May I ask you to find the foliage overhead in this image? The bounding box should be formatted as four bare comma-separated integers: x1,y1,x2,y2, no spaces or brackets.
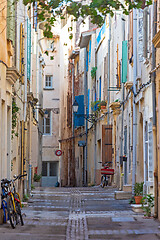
20,0,152,38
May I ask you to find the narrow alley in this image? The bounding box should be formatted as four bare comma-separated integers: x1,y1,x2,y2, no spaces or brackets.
0,187,160,240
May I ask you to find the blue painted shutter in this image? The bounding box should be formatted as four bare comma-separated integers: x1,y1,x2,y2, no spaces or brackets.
122,41,128,83
99,77,101,100
74,95,84,128
86,51,89,72
27,19,31,81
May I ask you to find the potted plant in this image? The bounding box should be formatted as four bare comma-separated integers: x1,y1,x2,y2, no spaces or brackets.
141,194,154,217
134,182,143,204
98,100,107,110
33,173,42,187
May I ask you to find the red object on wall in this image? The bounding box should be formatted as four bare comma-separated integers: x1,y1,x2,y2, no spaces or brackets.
101,168,114,175
35,167,38,174
55,150,62,156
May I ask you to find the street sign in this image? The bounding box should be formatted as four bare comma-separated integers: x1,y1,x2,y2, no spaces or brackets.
55,150,62,156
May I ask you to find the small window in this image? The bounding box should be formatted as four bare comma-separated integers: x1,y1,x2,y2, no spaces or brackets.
42,162,47,176
45,75,53,88
42,162,58,176
43,110,51,135
50,162,58,176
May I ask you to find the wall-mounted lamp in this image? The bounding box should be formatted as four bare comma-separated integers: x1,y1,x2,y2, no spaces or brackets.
72,100,79,113
72,99,96,123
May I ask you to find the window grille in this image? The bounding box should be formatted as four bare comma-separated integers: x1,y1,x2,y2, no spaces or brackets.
45,75,53,88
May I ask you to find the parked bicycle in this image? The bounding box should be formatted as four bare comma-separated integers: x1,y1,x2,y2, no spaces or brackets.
1,174,27,228
101,162,114,188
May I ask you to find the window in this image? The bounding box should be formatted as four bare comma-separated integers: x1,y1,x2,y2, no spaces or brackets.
42,162,58,176
45,75,53,88
43,110,51,135
42,162,47,176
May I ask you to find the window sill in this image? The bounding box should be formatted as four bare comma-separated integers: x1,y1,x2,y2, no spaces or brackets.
43,88,55,90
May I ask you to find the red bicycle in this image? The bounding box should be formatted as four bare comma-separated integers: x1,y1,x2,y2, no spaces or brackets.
101,162,114,188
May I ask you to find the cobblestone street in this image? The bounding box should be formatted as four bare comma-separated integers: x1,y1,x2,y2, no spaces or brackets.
0,187,160,239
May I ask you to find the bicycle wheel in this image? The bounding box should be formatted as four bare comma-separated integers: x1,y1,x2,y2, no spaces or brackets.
15,194,24,226
101,176,105,188
7,195,17,228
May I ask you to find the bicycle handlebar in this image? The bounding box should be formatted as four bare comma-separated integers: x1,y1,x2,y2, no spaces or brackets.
13,174,27,181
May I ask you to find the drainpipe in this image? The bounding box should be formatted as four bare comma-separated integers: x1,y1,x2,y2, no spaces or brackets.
28,106,32,196
23,6,28,196
94,35,97,185
107,15,111,125
132,8,138,196
152,0,158,218
84,48,88,186
120,16,126,190
24,7,28,122
71,60,75,186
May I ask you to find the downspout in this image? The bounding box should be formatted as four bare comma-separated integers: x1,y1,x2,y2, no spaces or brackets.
152,0,158,218
120,21,125,190
84,48,88,186
94,35,97,185
132,8,138,196
24,7,28,122
107,15,111,125
23,6,28,196
71,60,75,186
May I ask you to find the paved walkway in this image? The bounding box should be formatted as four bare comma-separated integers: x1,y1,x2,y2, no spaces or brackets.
0,187,160,239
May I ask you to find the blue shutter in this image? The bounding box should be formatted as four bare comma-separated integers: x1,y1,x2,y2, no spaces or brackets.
27,19,31,81
86,51,89,72
74,95,84,128
95,91,96,102
122,40,128,83
99,77,101,100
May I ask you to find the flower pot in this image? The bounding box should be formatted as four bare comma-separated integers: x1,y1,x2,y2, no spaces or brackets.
134,196,143,204
101,105,106,110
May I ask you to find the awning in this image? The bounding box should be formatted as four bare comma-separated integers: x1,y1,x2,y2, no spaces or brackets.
79,28,97,48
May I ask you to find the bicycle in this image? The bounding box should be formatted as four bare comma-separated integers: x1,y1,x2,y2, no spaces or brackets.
1,174,27,228
1,179,10,224
11,174,27,226
1,178,17,228
101,162,114,188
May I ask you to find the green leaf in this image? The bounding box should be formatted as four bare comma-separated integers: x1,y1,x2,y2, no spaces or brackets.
69,33,73,40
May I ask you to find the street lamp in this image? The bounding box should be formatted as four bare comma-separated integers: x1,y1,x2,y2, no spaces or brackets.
72,100,96,123
72,100,79,113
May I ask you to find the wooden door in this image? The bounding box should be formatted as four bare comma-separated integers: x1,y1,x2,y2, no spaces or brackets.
102,125,112,166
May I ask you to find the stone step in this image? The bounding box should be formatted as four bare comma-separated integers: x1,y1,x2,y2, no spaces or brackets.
123,185,132,192
114,191,132,200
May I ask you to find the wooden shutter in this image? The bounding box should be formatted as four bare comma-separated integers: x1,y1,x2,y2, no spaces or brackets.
102,125,112,166
128,10,133,61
